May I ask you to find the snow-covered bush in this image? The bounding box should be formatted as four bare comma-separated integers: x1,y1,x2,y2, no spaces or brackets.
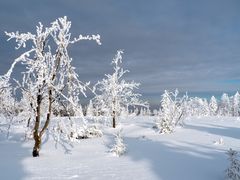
110,129,127,157
93,50,148,128
226,148,240,180
77,125,103,139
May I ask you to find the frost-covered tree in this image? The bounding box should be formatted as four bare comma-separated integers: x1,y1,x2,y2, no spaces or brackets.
86,100,94,117
233,92,240,117
0,76,18,137
5,16,101,157
139,107,146,116
93,50,148,128
200,98,210,116
156,90,174,133
219,93,231,116
156,89,186,134
209,96,218,116
226,148,240,180
186,97,210,117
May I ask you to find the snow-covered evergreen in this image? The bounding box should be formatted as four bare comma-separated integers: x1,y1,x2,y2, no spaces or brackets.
209,96,218,116
226,148,240,180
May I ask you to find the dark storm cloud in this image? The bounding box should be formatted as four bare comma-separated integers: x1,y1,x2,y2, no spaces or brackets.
1,0,240,106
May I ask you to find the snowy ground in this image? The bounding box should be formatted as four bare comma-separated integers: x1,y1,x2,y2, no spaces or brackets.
0,116,240,180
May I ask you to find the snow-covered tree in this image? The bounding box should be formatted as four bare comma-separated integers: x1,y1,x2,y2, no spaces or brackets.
5,16,101,157
86,100,94,117
226,148,240,180
0,76,18,137
156,89,186,134
156,90,174,133
233,92,240,117
186,97,210,117
209,96,218,116
199,98,210,116
93,50,148,128
219,93,231,116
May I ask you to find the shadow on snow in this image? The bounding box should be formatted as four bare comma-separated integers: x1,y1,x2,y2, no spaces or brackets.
0,138,31,180
125,137,227,180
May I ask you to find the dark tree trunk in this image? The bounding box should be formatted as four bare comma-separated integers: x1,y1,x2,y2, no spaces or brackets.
112,110,116,128
32,89,53,157
32,94,42,157
32,135,41,157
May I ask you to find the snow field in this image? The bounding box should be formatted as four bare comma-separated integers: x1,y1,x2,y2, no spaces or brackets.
0,116,240,180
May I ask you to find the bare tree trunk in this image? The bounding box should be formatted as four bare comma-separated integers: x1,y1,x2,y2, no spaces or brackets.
112,110,116,128
32,134,41,157
32,89,53,157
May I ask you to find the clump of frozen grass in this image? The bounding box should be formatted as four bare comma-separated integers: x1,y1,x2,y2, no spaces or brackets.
225,148,240,180
110,129,126,157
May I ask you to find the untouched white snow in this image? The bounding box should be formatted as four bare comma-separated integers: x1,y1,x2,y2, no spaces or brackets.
0,116,240,180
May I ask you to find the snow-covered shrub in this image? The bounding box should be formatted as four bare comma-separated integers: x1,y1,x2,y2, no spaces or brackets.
52,117,102,143
77,125,103,139
110,129,127,157
226,148,240,180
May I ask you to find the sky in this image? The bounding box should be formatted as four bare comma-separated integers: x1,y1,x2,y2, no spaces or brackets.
0,0,240,107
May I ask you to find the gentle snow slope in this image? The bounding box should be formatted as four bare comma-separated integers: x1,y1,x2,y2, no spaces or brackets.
0,116,240,180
